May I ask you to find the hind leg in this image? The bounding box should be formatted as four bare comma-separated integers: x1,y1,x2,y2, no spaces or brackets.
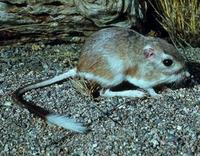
99,89,146,98
78,72,146,98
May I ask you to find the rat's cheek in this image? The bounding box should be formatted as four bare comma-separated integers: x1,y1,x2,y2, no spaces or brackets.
144,70,161,82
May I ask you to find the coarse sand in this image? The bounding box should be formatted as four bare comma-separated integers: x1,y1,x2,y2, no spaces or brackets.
0,43,200,155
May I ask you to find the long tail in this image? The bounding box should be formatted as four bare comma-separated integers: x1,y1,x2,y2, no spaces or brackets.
12,68,86,133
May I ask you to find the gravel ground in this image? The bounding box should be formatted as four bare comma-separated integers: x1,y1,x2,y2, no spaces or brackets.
0,43,200,155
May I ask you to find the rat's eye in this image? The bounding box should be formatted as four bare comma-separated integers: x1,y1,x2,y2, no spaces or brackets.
163,59,173,66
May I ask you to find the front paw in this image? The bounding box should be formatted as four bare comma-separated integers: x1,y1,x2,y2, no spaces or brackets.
146,88,162,98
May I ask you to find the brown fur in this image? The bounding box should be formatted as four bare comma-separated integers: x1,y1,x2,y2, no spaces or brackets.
125,66,138,76
77,54,114,80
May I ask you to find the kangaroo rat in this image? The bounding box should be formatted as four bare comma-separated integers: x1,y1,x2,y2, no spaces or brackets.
12,27,190,133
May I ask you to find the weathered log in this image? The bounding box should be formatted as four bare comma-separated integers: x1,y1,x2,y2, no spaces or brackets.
0,0,147,46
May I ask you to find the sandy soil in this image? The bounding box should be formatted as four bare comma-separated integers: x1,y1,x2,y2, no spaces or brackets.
0,43,200,155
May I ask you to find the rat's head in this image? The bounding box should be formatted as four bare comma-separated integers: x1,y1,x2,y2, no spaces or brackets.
142,38,190,84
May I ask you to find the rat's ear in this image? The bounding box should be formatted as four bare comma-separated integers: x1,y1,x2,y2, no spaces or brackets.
143,45,155,59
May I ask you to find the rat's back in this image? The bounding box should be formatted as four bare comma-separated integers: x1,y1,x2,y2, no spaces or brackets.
82,27,144,56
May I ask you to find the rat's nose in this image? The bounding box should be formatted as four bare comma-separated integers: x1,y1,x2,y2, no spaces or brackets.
185,71,190,77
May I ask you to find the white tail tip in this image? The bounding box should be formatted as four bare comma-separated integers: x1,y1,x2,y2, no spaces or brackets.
46,114,86,133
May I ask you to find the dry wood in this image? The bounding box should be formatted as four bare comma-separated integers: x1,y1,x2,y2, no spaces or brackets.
0,0,146,46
